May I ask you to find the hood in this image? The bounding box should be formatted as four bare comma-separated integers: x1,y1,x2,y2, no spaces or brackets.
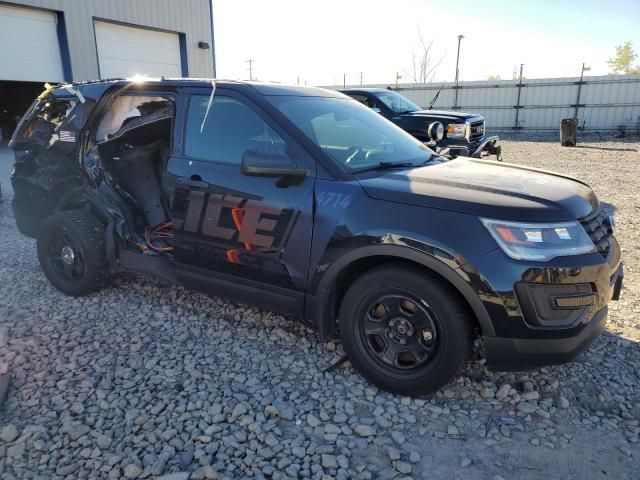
401,110,479,122
358,159,598,222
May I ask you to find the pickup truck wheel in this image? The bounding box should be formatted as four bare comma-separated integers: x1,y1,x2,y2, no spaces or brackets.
37,210,109,296
339,265,472,396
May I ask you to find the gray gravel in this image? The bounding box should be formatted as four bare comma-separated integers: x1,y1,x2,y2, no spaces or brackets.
1,135,640,479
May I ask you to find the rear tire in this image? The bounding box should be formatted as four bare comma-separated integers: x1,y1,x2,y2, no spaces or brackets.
339,264,472,396
37,210,110,296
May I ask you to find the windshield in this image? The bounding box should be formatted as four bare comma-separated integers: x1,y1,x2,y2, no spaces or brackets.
372,91,420,114
267,96,431,172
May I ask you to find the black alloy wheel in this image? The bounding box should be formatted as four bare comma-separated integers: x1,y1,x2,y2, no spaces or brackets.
339,264,473,396
360,293,439,370
47,227,85,281
37,210,109,296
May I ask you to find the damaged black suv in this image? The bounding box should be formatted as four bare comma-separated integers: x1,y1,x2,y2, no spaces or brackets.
10,79,623,395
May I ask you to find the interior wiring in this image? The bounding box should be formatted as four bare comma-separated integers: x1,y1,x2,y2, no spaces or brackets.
144,221,174,253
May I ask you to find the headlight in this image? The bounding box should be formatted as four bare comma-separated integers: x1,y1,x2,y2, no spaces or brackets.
427,121,444,141
480,218,595,261
446,123,466,138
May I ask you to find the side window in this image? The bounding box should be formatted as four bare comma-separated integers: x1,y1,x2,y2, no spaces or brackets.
96,95,172,143
16,97,77,146
185,95,286,165
350,94,377,109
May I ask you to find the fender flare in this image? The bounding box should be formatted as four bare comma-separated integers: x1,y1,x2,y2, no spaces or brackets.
309,244,495,341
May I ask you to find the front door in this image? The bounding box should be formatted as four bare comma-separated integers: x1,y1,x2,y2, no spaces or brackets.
164,88,316,315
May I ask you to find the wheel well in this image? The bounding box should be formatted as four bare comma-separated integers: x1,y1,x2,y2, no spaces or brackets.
330,256,482,335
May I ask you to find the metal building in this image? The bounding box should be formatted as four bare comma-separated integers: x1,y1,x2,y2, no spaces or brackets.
0,0,215,138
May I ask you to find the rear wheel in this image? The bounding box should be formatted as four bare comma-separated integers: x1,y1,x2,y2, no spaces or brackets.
37,210,110,296
339,264,472,396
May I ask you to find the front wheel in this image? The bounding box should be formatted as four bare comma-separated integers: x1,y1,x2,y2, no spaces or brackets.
339,264,472,396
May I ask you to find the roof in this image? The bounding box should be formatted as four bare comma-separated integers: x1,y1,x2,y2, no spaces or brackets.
58,78,348,98
339,87,392,93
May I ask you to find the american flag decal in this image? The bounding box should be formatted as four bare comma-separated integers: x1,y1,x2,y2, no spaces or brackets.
59,130,76,142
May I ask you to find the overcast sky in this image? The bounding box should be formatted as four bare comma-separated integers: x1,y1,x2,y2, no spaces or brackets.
212,0,640,86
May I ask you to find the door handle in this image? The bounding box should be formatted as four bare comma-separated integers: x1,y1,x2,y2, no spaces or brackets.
177,176,210,189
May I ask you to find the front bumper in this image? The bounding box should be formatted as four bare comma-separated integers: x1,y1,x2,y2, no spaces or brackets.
464,236,622,371
483,306,608,370
442,135,501,160
470,135,501,159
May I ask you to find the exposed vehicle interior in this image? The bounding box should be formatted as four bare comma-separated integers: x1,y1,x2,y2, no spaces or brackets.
87,95,175,254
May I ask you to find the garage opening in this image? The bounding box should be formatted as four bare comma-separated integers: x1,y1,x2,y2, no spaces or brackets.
0,4,66,141
94,21,183,79
0,81,48,141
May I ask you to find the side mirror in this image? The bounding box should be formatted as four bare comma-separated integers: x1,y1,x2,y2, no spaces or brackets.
241,150,309,177
370,107,382,113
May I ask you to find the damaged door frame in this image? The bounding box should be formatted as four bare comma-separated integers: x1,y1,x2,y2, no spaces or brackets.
71,83,184,282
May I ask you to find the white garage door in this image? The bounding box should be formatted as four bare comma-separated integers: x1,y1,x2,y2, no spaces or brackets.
0,5,64,82
95,21,182,79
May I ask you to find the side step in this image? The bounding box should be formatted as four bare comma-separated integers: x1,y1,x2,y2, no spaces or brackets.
118,249,177,284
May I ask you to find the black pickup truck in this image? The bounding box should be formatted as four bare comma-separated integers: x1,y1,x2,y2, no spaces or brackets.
10,79,621,395
340,88,501,159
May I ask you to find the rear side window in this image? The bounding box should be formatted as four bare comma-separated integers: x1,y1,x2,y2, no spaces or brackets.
184,95,285,165
15,97,77,146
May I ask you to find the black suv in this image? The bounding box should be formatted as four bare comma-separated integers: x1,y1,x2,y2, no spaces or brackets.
340,88,501,159
9,79,622,395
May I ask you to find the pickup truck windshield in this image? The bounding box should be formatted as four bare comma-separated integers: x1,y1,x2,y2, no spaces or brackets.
372,91,420,114
267,96,431,172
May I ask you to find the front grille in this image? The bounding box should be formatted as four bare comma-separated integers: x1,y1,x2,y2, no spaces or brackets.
469,120,485,141
580,209,611,257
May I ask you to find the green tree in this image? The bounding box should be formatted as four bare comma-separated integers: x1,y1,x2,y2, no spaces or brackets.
607,42,640,74
486,75,502,81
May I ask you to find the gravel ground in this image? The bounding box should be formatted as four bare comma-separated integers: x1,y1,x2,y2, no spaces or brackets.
1,135,639,479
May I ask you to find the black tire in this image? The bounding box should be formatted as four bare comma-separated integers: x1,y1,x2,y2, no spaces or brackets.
36,210,109,296
339,264,472,396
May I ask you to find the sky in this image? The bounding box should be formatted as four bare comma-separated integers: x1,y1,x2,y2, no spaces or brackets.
211,0,640,87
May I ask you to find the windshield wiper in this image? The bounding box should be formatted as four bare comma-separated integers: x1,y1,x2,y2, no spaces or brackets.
352,161,417,174
395,109,417,115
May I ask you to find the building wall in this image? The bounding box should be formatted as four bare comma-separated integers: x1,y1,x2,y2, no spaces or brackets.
3,0,215,80
330,74,640,132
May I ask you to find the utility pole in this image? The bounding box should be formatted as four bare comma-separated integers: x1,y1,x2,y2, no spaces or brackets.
297,76,300,85
360,72,363,85
343,73,346,88
246,59,255,80
514,63,524,129
453,34,464,109
395,72,402,89
574,62,591,120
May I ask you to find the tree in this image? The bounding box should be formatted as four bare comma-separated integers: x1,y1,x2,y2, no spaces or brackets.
607,42,640,74
486,75,502,81
405,26,444,84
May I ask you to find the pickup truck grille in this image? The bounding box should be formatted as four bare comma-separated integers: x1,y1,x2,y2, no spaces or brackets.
580,209,611,257
469,120,485,141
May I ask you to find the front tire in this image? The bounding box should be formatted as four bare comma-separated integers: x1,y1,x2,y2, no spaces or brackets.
339,264,472,396
37,210,110,296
